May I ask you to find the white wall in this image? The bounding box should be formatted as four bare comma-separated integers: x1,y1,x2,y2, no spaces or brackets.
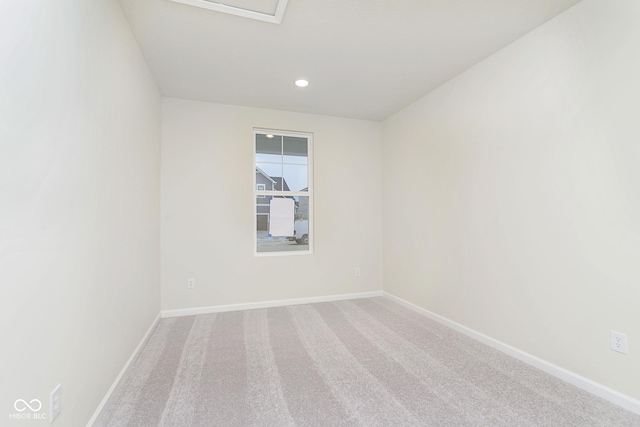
0,1,160,425
382,0,640,400
161,98,382,310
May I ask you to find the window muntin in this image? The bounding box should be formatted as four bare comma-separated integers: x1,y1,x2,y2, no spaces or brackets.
255,130,312,255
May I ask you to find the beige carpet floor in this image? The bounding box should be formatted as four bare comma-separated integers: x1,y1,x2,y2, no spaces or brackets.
96,297,640,426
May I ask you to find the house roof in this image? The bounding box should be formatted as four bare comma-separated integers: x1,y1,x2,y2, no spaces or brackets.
255,166,277,184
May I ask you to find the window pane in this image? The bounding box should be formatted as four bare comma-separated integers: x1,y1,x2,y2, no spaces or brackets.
283,164,308,192
283,136,308,165
256,197,309,253
256,134,281,167
295,196,309,221
293,196,310,248
256,163,281,191
256,134,282,156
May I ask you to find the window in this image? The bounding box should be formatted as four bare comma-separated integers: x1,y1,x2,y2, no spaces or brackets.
255,129,312,255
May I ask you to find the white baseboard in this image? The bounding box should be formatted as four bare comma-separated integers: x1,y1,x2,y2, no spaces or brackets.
383,292,640,415
162,290,384,318
86,313,162,427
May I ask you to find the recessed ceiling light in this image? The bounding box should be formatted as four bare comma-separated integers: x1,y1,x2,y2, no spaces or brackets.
266,134,274,138
295,79,309,88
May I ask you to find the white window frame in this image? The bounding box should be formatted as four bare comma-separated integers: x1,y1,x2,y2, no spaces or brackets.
256,183,266,197
254,128,313,256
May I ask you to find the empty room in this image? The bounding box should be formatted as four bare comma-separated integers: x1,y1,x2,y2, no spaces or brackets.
2,0,639,425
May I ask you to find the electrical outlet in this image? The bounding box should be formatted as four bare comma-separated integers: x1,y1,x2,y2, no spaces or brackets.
354,268,361,277
187,278,196,289
50,384,61,423
611,331,628,354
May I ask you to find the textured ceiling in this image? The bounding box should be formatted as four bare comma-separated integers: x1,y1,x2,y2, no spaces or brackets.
119,0,582,121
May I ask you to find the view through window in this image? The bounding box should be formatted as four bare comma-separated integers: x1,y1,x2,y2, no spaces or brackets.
255,130,312,254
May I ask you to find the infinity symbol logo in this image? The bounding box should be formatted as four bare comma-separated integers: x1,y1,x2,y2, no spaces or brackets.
14,399,42,412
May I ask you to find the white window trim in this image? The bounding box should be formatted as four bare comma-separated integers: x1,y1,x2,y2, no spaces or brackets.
254,128,313,257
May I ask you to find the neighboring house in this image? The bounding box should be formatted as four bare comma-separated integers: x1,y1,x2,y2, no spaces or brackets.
255,167,298,231
256,167,276,231
271,177,290,192
297,187,309,219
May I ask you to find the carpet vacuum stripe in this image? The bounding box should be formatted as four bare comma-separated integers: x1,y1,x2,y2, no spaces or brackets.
95,297,640,426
